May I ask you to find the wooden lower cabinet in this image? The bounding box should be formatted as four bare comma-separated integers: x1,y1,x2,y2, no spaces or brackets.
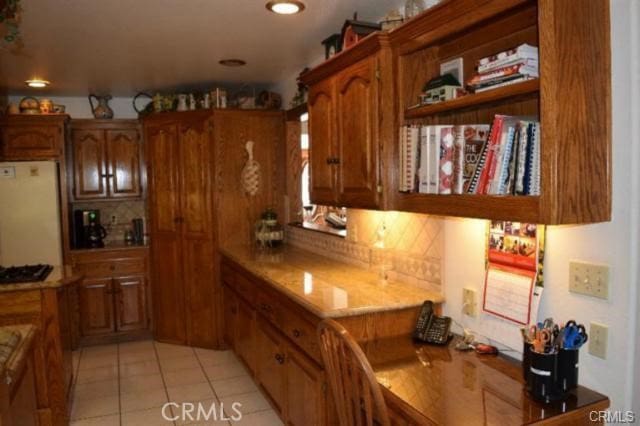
236,298,256,374
255,321,287,415
71,248,150,344
284,344,326,426
222,286,237,350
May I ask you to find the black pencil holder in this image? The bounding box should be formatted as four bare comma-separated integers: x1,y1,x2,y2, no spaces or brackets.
557,348,579,392
522,342,533,385
527,348,567,403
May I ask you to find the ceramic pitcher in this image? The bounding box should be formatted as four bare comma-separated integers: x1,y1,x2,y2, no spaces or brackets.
88,94,114,119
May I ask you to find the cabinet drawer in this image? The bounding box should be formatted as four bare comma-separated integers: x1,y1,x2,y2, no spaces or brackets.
281,309,321,363
74,257,145,278
255,288,285,329
234,273,257,306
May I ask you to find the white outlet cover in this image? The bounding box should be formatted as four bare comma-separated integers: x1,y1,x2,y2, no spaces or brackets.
0,166,16,179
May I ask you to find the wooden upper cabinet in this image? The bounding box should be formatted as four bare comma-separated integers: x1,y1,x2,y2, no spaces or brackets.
302,37,388,209
335,57,379,208
106,129,142,198
70,120,143,201
308,79,338,206
72,129,108,199
0,115,67,160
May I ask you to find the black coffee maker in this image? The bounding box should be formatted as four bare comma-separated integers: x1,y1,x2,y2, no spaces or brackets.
73,210,108,248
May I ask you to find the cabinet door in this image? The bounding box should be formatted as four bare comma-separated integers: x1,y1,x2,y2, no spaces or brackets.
106,129,142,199
285,346,326,426
145,122,186,344
78,277,115,336
255,321,286,415
72,129,108,200
179,121,217,348
1,124,61,159
236,297,255,374
114,275,147,332
308,78,338,205
223,285,238,350
335,58,380,208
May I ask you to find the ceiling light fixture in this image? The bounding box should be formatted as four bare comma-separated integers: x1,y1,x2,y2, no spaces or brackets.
219,59,247,67
25,79,50,88
266,1,305,15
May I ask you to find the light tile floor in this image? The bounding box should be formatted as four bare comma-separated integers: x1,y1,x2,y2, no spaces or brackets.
70,340,283,426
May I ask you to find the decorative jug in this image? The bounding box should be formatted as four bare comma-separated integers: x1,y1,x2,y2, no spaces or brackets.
88,94,114,119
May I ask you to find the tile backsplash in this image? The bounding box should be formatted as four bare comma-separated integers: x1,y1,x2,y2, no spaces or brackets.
287,210,443,293
72,200,146,244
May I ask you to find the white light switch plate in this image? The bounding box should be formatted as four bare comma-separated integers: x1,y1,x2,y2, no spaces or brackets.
589,322,608,359
462,288,476,317
569,261,609,299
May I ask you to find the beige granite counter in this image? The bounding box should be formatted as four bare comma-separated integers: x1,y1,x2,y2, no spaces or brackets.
0,324,35,379
220,244,444,319
0,266,81,293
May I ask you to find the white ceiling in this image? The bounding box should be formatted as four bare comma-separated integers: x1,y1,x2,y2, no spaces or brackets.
0,0,402,96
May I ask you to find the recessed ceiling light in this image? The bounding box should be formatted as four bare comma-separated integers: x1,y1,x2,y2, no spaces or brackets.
219,59,247,67
266,1,305,15
25,79,50,88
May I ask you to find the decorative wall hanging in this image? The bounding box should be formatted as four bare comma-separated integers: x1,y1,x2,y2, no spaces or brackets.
241,141,261,196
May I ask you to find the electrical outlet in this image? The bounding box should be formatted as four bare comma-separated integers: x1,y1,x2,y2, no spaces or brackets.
589,322,608,359
462,288,477,317
569,261,609,299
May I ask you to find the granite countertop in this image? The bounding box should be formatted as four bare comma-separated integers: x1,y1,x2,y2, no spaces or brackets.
220,244,444,319
0,265,81,293
70,241,149,254
0,324,36,380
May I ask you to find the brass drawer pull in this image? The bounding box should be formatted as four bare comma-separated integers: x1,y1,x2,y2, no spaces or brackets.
275,353,285,364
292,329,302,338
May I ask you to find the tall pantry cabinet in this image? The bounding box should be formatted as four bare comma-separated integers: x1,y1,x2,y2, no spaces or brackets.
143,109,285,349
144,111,217,347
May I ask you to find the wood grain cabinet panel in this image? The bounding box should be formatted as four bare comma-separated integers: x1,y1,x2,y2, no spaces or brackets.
106,129,142,198
222,285,238,350
303,56,382,209
255,320,287,415
70,120,143,201
235,297,256,374
285,346,326,426
115,275,147,332
78,277,115,336
1,122,63,160
335,58,379,208
144,111,217,347
71,129,108,199
308,78,338,205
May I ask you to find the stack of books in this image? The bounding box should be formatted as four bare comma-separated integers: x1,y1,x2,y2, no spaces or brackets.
466,44,539,93
399,115,540,196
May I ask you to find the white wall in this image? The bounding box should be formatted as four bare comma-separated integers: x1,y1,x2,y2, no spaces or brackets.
443,0,639,413
8,95,138,119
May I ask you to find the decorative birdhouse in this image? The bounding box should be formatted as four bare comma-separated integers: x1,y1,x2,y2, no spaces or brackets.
341,13,381,50
322,33,343,60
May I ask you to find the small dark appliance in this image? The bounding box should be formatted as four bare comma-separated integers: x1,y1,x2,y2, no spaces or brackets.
0,264,53,284
73,209,108,248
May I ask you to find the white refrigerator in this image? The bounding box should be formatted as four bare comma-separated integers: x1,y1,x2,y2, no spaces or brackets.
0,161,63,266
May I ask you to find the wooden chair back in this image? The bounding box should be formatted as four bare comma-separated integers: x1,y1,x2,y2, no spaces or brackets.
317,319,391,426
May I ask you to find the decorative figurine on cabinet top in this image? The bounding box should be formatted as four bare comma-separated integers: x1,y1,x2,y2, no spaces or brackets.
341,13,381,50
322,33,342,60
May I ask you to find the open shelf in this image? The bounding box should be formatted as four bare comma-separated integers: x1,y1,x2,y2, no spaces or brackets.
394,193,541,223
405,79,540,120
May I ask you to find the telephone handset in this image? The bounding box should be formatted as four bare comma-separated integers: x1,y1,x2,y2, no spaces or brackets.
413,300,452,345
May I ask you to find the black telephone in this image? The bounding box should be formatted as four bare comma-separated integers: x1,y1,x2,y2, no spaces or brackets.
413,301,452,345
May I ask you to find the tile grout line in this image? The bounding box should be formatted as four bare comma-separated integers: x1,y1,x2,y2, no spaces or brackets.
153,341,177,426
193,348,231,426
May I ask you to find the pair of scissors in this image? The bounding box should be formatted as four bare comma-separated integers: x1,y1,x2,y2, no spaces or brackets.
563,321,588,349
530,326,551,353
